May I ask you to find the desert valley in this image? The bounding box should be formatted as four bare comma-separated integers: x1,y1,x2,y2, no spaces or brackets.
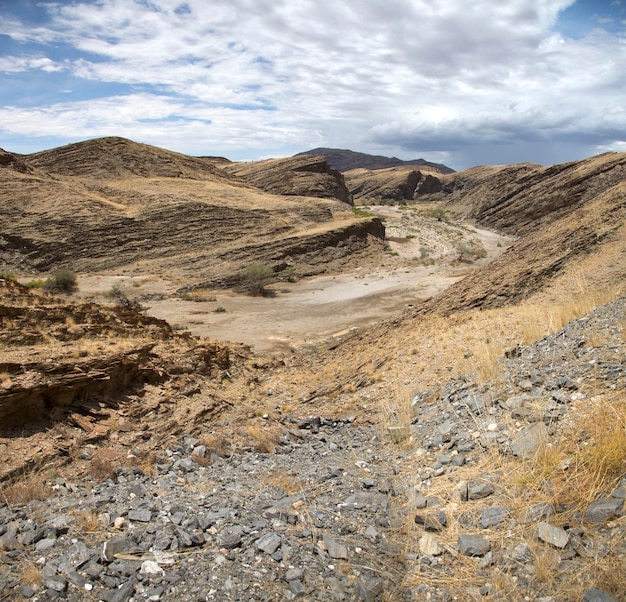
0,138,625,601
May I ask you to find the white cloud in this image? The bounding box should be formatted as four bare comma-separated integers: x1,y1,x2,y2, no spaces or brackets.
0,0,624,168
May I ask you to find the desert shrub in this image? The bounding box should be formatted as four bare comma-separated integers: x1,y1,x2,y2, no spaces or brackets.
106,284,145,312
428,207,449,222
44,269,77,292
215,306,226,313
351,207,373,217
0,272,16,281
239,263,275,296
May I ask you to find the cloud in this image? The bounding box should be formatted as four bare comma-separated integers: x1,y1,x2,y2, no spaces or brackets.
0,0,624,168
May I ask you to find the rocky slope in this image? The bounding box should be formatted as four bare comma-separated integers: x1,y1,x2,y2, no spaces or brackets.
218,155,351,204
1,280,623,601
297,148,455,174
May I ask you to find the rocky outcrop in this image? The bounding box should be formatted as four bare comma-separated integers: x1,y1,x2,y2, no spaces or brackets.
343,166,425,202
221,155,352,204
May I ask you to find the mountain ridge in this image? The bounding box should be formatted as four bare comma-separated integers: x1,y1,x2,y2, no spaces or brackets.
296,147,455,174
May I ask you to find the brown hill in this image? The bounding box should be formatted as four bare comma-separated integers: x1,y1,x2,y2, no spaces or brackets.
24,136,229,181
218,154,351,204
1,139,383,282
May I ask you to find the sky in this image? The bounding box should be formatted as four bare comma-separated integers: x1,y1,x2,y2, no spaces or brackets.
0,0,625,170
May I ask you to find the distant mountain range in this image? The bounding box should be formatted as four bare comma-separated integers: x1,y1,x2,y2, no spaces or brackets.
296,148,455,174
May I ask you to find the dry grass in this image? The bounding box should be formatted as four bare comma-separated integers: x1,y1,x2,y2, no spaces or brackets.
521,278,623,345
18,563,42,588
0,472,52,506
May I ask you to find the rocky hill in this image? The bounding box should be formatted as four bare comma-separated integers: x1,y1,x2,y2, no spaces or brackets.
0,138,383,283
217,154,351,204
296,147,455,174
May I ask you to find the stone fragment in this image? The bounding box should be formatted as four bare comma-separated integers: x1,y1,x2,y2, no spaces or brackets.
584,498,623,522
256,532,282,555
289,580,307,597
357,577,384,601
101,537,138,562
457,534,491,557
468,480,495,500
218,529,242,550
128,509,152,523
110,580,135,602
481,507,510,528
537,522,569,548
414,510,447,531
511,422,546,457
323,534,349,560
512,542,531,562
285,568,304,582
419,533,443,556
42,576,67,592
34,537,56,552
140,560,165,575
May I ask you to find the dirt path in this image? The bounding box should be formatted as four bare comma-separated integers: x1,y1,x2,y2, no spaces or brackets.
70,208,513,355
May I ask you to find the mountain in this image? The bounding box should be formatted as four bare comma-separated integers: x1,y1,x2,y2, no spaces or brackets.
296,147,455,174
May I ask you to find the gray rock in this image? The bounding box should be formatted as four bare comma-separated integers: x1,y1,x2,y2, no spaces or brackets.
458,534,491,557
102,536,138,562
34,537,56,552
128,509,152,522
584,498,623,522
468,480,495,500
289,580,307,597
511,422,547,457
357,576,384,601
481,506,510,528
285,567,304,581
323,534,349,559
512,542,531,562
256,532,282,555
414,510,447,531
582,588,617,602
42,576,67,592
218,529,242,550
109,580,135,602
537,522,569,548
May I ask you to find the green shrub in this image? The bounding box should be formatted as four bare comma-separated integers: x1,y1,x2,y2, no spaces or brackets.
215,306,226,313
44,269,77,292
0,272,16,281
239,263,275,296
351,207,373,218
26,279,46,289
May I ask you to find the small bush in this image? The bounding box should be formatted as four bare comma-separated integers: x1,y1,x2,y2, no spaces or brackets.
428,207,449,222
44,269,77,292
352,207,373,218
239,263,275,296
0,272,16,281
215,306,226,313
106,284,144,312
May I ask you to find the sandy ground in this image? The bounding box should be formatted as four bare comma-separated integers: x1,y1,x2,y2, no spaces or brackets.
71,208,514,354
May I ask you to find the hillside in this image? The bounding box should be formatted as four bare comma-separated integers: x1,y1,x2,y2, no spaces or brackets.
0,138,383,283
296,147,455,173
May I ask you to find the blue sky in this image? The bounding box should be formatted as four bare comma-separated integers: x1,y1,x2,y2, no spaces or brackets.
0,0,624,170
